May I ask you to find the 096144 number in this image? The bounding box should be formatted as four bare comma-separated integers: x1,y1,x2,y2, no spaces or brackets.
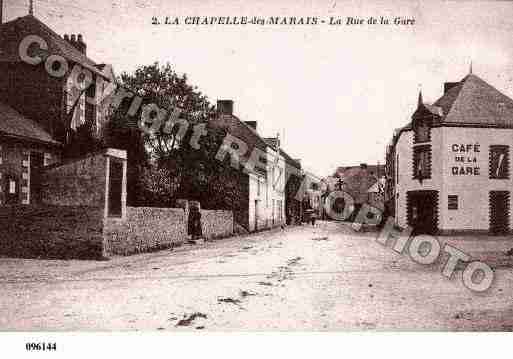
25,342,57,351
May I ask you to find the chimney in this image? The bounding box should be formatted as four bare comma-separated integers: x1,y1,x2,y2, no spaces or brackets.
76,34,87,55
64,34,87,55
244,121,257,131
217,100,233,115
444,82,460,94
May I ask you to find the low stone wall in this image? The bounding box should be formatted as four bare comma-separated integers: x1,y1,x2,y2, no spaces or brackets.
103,207,187,256
0,206,105,260
0,205,235,259
201,210,234,240
104,207,235,256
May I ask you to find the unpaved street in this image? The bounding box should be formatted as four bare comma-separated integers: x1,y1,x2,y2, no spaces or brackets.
1,221,513,331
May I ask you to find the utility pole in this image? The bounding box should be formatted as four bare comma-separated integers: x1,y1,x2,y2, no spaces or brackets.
0,0,3,25
29,0,34,16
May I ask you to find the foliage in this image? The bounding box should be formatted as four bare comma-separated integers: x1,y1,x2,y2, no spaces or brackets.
105,62,246,210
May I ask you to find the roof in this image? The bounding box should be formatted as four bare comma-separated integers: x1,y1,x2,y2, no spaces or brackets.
0,15,109,78
208,114,269,174
433,73,513,126
335,164,384,178
279,148,301,169
0,101,60,145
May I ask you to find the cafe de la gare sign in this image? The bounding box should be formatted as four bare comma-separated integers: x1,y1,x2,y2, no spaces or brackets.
451,143,481,176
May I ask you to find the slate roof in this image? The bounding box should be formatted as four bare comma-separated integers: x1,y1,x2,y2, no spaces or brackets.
0,101,60,145
0,15,109,78
208,114,269,174
432,73,513,126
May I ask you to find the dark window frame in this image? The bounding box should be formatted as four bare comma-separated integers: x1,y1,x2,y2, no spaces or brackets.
412,144,432,180
448,195,458,210
413,117,432,144
489,145,510,179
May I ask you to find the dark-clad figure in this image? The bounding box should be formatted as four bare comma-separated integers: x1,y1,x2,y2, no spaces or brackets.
188,205,203,243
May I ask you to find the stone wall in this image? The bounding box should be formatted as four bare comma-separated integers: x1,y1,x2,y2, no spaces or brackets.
0,206,105,260
41,153,107,207
201,209,234,240
103,207,187,256
0,204,234,259
104,207,234,256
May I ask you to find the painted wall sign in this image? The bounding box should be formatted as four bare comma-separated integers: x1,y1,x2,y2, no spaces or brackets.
450,143,481,176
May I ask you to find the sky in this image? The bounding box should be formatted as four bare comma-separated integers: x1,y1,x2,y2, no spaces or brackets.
4,0,513,177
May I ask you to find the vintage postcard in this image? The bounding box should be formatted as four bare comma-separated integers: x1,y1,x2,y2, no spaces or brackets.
1,0,513,356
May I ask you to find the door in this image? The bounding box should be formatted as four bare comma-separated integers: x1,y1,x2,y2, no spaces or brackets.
254,200,259,231
407,190,439,235
4,175,19,205
489,191,510,234
30,152,44,205
108,159,123,217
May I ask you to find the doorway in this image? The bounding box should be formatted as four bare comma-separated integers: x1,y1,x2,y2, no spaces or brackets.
406,190,439,235
30,152,44,205
254,200,259,231
108,159,123,217
489,191,510,234
4,174,19,205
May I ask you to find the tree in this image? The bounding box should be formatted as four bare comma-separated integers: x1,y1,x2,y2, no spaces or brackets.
105,62,227,207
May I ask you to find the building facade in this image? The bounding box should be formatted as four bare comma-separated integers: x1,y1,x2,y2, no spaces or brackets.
210,100,288,232
387,72,513,234
0,15,115,206
0,15,115,144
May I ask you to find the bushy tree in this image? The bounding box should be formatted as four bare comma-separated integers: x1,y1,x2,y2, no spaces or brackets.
105,62,246,209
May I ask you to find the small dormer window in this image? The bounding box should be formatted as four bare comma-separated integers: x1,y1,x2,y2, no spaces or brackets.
414,119,431,143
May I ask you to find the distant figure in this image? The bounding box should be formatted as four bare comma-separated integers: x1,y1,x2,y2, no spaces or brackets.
310,211,317,226
304,208,316,226
188,206,203,242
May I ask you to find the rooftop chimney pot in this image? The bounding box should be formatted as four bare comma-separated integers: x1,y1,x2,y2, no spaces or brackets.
444,82,460,94
217,100,234,115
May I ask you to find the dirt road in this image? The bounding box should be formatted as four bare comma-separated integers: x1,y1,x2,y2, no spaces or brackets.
1,221,512,331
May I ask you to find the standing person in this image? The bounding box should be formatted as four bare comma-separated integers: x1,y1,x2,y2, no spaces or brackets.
188,205,203,243
310,210,317,226
193,206,203,241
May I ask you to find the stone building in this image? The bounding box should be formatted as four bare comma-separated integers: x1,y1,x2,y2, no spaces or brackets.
386,71,513,234
0,14,115,205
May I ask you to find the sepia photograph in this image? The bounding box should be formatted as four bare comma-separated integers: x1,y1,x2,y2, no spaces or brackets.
1,0,513,356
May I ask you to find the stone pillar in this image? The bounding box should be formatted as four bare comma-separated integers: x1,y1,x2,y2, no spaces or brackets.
21,150,30,205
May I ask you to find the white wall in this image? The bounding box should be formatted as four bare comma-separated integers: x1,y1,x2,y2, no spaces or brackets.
395,126,513,232
440,126,513,231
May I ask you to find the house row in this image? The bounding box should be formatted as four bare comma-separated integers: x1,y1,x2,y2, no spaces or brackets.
385,70,513,235
321,163,385,220
0,12,315,236
208,99,310,232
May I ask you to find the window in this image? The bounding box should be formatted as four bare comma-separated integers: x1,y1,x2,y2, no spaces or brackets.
414,118,431,143
489,145,509,179
448,195,458,210
9,180,16,194
413,145,432,180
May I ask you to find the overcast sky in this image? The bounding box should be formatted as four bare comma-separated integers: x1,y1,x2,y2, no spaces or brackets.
5,0,513,176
